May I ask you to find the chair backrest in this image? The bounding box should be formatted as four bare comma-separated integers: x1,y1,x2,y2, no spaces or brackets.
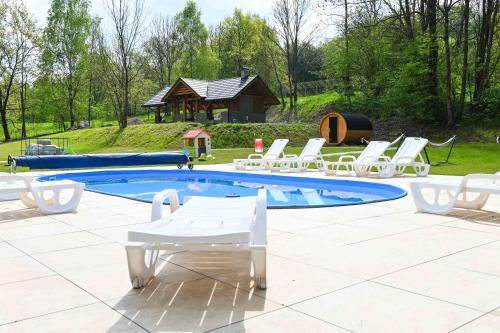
357,141,391,163
299,138,326,161
393,137,428,163
264,139,289,159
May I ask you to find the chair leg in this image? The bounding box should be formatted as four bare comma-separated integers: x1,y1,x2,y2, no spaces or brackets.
19,192,38,208
251,246,266,290
126,243,158,289
33,186,84,214
455,192,490,210
410,183,457,215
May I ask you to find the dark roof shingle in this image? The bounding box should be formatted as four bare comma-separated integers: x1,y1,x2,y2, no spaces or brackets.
142,85,170,107
181,78,208,98
143,75,277,106
205,75,257,101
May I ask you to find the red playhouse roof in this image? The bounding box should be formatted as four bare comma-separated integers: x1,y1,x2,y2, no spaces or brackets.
183,130,211,139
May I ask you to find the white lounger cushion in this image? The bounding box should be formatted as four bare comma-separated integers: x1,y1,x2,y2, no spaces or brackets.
129,196,257,244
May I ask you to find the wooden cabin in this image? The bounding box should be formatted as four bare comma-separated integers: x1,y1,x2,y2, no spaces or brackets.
143,68,280,123
320,112,373,145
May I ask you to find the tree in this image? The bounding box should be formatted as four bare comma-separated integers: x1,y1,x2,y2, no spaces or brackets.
177,1,209,77
273,0,314,110
16,3,39,138
102,0,145,129
439,0,458,126
85,17,101,127
458,0,470,121
144,14,183,87
42,0,90,128
473,0,499,104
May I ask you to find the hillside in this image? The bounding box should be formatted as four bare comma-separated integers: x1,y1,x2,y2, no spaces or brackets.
0,122,319,158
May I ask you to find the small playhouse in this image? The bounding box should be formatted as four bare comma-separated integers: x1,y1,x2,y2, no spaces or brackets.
183,130,212,158
319,112,373,145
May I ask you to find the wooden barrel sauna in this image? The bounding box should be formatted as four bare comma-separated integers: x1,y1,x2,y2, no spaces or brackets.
319,112,373,145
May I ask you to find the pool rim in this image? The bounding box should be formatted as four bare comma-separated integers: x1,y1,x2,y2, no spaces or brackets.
39,169,408,209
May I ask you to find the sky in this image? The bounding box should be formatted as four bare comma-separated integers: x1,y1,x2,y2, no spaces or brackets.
23,0,333,42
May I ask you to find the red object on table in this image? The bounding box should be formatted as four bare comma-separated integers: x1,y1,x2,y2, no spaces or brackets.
254,138,264,152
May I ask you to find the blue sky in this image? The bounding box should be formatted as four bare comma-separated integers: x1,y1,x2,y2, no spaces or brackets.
24,0,332,41
26,0,275,27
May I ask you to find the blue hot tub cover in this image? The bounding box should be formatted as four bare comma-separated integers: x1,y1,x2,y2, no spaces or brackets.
13,152,191,170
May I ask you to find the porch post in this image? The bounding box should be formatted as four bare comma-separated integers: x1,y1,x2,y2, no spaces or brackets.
183,98,187,122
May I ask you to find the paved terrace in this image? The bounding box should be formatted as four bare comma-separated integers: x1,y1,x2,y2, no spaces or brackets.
0,165,499,332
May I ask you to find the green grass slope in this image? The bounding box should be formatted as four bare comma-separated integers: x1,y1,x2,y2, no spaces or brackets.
0,122,497,176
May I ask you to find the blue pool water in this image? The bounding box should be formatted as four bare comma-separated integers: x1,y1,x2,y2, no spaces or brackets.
39,170,406,208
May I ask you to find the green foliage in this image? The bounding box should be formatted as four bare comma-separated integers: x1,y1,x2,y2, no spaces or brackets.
175,1,220,79
41,0,91,126
294,92,345,118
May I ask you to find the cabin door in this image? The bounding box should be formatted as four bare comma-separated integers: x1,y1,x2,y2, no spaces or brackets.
328,116,338,143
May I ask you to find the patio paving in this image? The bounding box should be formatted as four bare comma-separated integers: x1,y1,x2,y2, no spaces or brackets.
0,164,499,332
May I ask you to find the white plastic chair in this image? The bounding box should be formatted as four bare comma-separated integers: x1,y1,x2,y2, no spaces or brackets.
411,172,500,214
268,138,326,172
126,189,267,289
355,137,430,178
324,141,391,176
0,175,84,214
234,139,289,170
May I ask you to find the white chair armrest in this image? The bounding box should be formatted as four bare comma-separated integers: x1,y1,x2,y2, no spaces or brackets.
393,155,424,164
283,154,299,159
151,189,179,222
301,154,320,161
252,189,267,246
247,154,264,159
338,155,356,162
378,155,392,162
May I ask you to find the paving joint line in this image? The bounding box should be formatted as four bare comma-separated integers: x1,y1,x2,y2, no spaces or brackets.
3,239,152,332
448,304,500,332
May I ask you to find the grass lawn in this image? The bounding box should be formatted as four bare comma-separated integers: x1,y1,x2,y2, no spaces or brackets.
195,143,499,176
4,142,491,175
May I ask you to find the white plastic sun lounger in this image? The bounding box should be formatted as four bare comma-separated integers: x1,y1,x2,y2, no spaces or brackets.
324,141,391,176
410,172,500,214
234,139,289,170
268,138,326,172
0,175,84,214
355,137,430,178
126,189,267,289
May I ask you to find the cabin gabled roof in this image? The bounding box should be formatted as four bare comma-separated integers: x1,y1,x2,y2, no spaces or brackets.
142,75,279,107
205,75,257,101
142,85,171,107
181,78,208,98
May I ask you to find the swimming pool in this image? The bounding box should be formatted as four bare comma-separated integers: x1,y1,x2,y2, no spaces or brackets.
39,170,406,209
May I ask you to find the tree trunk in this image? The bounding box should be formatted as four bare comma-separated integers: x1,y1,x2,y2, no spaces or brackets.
68,87,75,128
20,82,27,138
458,0,470,121
0,90,12,141
427,0,439,119
343,0,352,106
473,0,498,104
443,5,454,126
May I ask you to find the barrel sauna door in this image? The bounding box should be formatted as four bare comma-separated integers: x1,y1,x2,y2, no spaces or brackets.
329,116,338,143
